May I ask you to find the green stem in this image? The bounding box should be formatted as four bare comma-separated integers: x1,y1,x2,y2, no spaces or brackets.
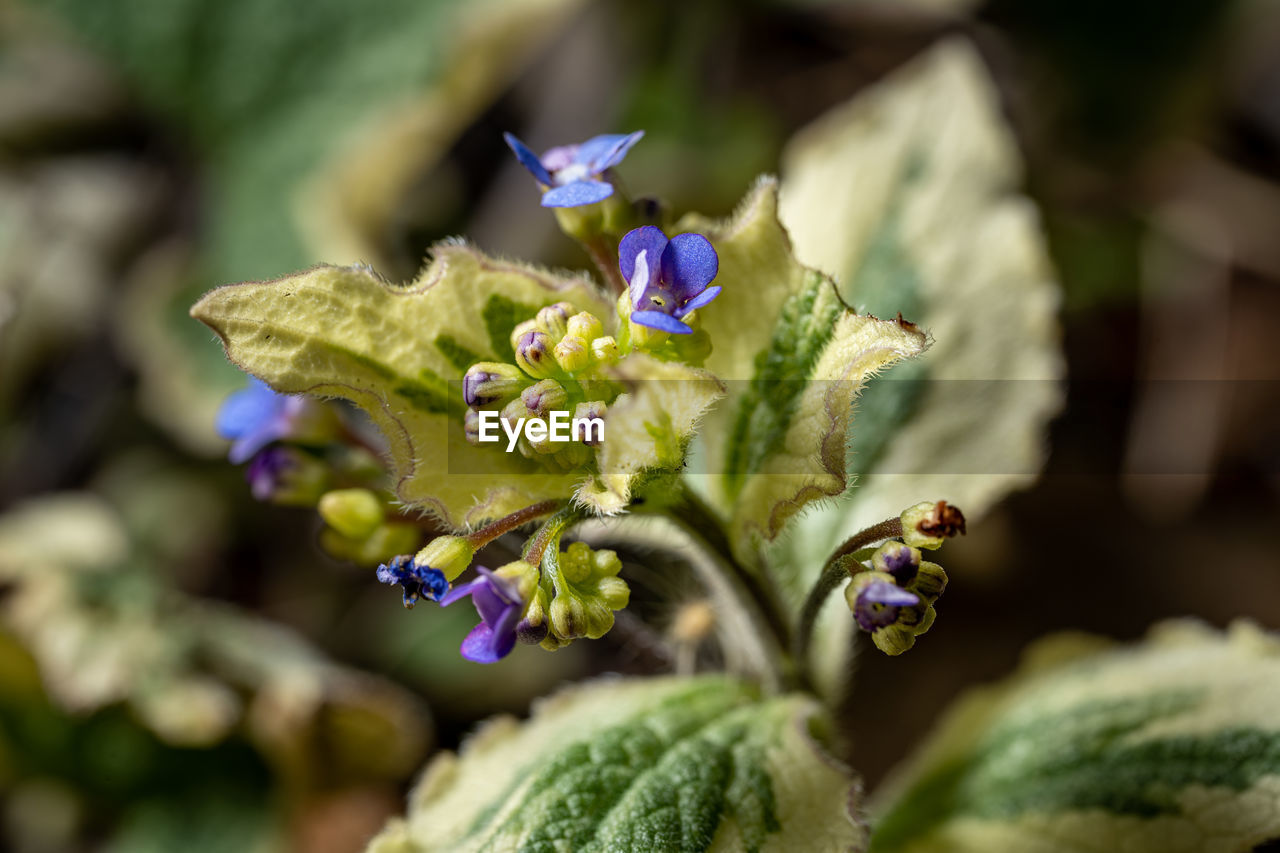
792,516,903,684
521,503,583,567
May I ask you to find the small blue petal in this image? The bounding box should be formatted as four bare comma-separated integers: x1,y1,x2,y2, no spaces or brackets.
618,226,669,286
540,179,614,207
504,132,553,185
632,310,693,335
576,131,644,172
216,378,282,440
661,233,719,301
674,285,722,318
228,425,280,465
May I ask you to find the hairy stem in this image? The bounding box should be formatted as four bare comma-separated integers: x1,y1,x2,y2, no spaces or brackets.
792,516,903,685
465,500,565,550
521,503,584,567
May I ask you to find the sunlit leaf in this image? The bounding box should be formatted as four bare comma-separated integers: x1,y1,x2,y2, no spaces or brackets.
368,675,866,852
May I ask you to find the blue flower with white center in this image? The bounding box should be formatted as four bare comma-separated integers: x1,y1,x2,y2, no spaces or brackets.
439,567,526,664
376,554,449,608
504,131,644,208
216,377,338,464
618,225,721,335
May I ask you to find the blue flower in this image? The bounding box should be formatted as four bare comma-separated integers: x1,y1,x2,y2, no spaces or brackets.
216,378,335,464
618,226,721,335
439,567,525,664
504,131,644,208
376,554,449,608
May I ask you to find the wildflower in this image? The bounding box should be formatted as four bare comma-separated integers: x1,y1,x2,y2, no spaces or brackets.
504,131,644,207
845,558,949,656
441,563,538,664
619,226,721,335
215,377,337,464
376,555,449,608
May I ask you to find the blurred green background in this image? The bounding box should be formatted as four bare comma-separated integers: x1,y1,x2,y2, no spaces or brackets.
2,0,1278,850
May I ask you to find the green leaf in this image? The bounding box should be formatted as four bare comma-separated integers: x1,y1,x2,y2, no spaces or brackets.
870,620,1280,853
191,248,614,528
368,675,865,853
679,180,927,565
771,40,1064,697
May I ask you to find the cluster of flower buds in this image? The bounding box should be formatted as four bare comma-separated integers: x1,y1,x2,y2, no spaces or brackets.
844,540,948,656
317,488,420,566
519,542,630,652
462,302,623,468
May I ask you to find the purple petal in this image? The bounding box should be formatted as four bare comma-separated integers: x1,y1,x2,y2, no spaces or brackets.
576,131,644,171
541,180,614,207
863,581,919,608
470,581,511,628
540,144,577,173
660,233,719,301
439,579,480,607
674,285,722,318
631,310,693,335
504,133,552,185
619,226,669,286
459,622,513,664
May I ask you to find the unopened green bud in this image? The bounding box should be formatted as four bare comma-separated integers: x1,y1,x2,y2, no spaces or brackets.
536,303,574,342
590,335,619,364
515,329,558,379
521,379,568,416
549,595,587,641
318,488,384,540
573,401,607,447
493,560,539,601
566,312,603,342
595,575,630,611
464,408,482,445
553,336,590,373
901,500,967,550
463,361,527,409
414,534,477,581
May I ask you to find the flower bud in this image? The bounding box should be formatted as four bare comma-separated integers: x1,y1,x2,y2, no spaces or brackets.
414,534,477,581
462,362,527,408
464,408,482,445
901,500,967,550
871,540,922,585
509,319,539,357
493,560,540,600
535,303,574,342
515,329,558,379
573,401,607,447
553,336,590,373
590,336,619,364
566,311,603,342
595,575,630,611
549,595,587,641
245,446,329,505
521,379,568,416
318,488,384,540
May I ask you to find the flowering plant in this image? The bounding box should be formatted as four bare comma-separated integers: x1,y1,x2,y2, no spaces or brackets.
179,39,1280,853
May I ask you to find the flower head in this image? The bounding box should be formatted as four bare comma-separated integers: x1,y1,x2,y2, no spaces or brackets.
376,554,449,608
216,377,337,464
504,131,644,208
440,563,537,664
243,445,327,504
619,226,721,335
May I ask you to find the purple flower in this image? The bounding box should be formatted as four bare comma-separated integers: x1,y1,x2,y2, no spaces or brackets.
504,131,644,208
216,378,335,464
377,555,449,608
618,226,720,335
440,567,525,664
851,580,919,633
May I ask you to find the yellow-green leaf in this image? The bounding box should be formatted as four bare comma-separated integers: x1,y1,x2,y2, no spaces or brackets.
368,675,866,853
680,180,927,565
871,620,1280,853
191,248,613,529
772,39,1064,698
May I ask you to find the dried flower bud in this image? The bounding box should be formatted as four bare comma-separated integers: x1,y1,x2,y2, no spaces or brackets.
901,500,967,550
